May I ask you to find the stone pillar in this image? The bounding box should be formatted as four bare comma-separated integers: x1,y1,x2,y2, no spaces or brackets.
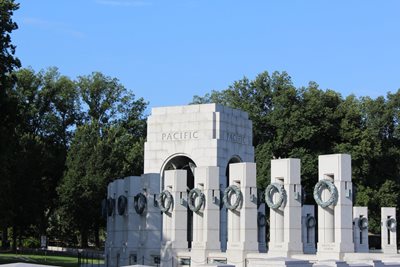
302,205,316,254
105,180,117,267
258,201,267,253
226,162,258,267
317,154,354,259
381,207,397,254
141,173,162,266
268,158,303,257
161,170,188,267
124,176,141,265
191,166,221,265
114,179,125,267
353,206,368,253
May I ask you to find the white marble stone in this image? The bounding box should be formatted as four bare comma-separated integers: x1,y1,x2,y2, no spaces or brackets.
161,170,189,267
141,173,161,266
381,207,397,254
191,166,221,264
226,162,258,267
269,158,303,257
245,254,313,267
317,154,354,260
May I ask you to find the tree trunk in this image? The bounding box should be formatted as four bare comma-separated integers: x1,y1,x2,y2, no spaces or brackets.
2,226,9,249
94,223,100,248
12,225,16,252
81,229,88,248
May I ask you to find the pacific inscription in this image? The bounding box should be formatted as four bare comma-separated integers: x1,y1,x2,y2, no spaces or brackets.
226,132,247,145
161,131,199,141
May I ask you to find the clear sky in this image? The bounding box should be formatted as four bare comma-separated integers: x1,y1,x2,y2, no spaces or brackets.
13,0,400,109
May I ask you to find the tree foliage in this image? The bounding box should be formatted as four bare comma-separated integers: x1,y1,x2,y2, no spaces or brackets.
0,0,20,89
58,72,147,247
193,72,400,233
0,0,21,249
2,67,80,249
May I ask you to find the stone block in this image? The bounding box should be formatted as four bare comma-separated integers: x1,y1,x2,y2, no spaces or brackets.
271,158,301,184
164,170,187,192
318,154,351,182
229,162,256,187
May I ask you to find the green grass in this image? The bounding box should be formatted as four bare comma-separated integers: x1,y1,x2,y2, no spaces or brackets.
0,253,104,267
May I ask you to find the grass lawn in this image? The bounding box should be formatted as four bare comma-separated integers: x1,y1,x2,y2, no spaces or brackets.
0,253,104,267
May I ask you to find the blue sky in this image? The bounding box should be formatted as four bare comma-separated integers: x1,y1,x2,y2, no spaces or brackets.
13,0,400,109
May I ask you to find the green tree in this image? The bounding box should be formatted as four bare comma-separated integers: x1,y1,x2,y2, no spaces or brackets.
6,67,80,249
58,72,147,247
193,71,400,234
0,0,20,89
0,0,20,249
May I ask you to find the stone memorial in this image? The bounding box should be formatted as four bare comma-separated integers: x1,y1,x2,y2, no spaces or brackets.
103,104,400,267
144,104,254,252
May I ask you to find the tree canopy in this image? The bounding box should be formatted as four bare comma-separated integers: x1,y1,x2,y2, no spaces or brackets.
193,71,400,233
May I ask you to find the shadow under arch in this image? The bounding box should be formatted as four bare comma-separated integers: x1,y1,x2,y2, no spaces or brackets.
160,153,197,249
225,155,242,183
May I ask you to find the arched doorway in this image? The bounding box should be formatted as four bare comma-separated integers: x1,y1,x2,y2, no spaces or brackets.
161,155,196,249
225,156,242,185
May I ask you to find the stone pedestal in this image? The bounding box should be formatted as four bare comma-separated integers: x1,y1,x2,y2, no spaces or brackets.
161,170,189,267
124,176,142,265
353,206,368,253
302,205,316,254
258,202,267,253
245,254,313,267
316,154,354,259
141,173,162,266
191,166,221,265
105,180,116,267
381,207,397,254
268,158,303,257
226,162,258,267
115,179,127,267
313,260,350,267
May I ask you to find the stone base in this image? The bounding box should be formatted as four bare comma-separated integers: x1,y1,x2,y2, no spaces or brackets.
195,265,234,267
382,245,398,254
317,242,354,260
247,257,312,267
303,243,316,254
190,249,221,267
312,260,349,267
259,242,267,253
268,242,303,257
